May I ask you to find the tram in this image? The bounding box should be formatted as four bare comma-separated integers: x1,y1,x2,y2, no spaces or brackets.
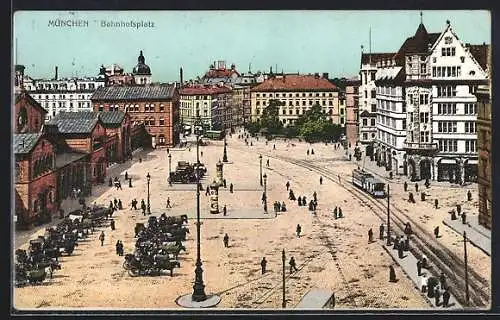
351,168,387,198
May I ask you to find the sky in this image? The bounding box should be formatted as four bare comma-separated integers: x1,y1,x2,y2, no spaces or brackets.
13,10,491,82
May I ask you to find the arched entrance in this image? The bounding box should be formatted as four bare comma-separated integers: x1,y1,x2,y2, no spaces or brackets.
420,159,432,180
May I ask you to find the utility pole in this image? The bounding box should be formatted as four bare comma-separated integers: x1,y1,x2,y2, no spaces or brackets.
464,231,470,307
282,249,286,308
386,184,391,245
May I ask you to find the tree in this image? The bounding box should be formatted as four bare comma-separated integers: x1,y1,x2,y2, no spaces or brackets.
260,99,284,135
295,103,342,142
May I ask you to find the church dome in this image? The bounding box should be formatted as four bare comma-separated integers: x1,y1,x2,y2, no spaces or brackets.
132,50,151,75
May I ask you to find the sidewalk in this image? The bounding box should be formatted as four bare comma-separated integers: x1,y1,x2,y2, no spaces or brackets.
442,216,491,255
381,241,462,310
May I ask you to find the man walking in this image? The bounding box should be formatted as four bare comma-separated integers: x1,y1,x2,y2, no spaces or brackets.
417,260,422,276
467,190,472,201
166,197,172,208
319,176,323,185
266,159,270,167
368,228,373,243
286,181,290,191
379,224,385,240
435,199,439,209
434,226,440,238
223,205,227,216
462,211,467,224
296,224,302,238
415,183,419,193
440,273,447,290
261,257,267,274
230,183,234,193
389,265,397,282
442,287,451,308
223,233,229,248
99,231,105,246
125,171,128,180
404,181,408,192
141,199,146,216
434,286,441,306
289,256,298,274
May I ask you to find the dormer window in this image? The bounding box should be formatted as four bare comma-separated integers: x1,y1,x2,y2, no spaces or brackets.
460,56,465,63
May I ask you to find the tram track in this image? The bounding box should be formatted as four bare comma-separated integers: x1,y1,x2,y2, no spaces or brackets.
260,152,490,308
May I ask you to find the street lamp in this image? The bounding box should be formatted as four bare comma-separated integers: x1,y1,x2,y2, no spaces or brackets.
168,153,172,186
259,155,263,186
146,172,151,215
223,137,228,162
263,173,268,213
192,117,207,302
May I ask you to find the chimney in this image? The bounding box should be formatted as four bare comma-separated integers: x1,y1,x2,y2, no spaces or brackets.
322,73,329,79
180,67,184,86
314,73,320,79
55,66,58,80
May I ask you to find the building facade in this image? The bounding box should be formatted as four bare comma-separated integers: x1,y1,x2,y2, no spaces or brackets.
14,92,48,134
359,53,394,145
476,45,491,229
344,78,360,148
91,85,180,147
179,85,233,131
250,74,339,126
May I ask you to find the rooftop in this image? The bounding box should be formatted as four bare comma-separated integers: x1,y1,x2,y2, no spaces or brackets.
13,133,43,154
466,43,490,71
180,86,232,95
14,92,48,114
360,53,396,66
251,75,337,92
47,112,99,134
91,85,176,101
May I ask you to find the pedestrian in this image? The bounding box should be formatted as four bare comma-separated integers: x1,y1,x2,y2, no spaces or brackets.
125,171,128,180
296,224,302,238
118,199,123,210
421,274,428,293
109,177,113,187
114,198,118,209
281,201,286,212
273,144,276,150
442,287,451,308
289,256,298,274
435,199,439,209
467,190,472,201
99,231,105,246
286,181,290,191
261,257,267,274
132,199,138,210
313,191,317,202
404,181,408,192
379,223,385,240
422,254,428,269
434,226,440,238
223,233,229,248
139,157,142,163
462,211,467,225
415,183,419,193
338,174,341,184
417,260,422,276
333,207,338,219
223,179,227,188
266,159,270,167
404,236,410,251
368,228,373,243
118,241,124,256
307,149,310,156
425,178,430,188
451,210,457,220
206,186,210,196
223,205,227,216
109,200,114,212
398,242,404,259
166,197,172,208
297,196,302,206
389,265,397,282
311,149,314,155
457,204,462,215
230,183,234,193
408,192,415,203
110,219,115,231
115,240,120,255
320,176,323,185
338,207,343,218
201,151,203,157
435,286,441,306
129,178,133,188
440,272,447,290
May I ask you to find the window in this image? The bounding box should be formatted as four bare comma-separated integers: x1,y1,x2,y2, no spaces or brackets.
419,94,429,105
371,90,376,98
465,121,476,133
465,103,477,115
309,100,313,105
159,118,165,126
371,104,376,113
421,63,427,74
363,133,368,140
419,112,429,123
340,108,344,115
282,109,286,115
256,101,260,106
256,94,260,98
150,104,155,112
465,140,476,153
322,101,326,106
289,110,293,115
371,119,375,126
437,86,457,97
362,119,368,126
364,91,368,99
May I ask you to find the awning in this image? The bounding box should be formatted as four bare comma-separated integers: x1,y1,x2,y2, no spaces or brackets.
465,159,478,165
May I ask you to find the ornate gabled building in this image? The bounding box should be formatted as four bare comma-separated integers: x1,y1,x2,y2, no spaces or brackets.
366,19,489,182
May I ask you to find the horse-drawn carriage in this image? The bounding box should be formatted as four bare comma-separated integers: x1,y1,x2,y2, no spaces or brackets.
123,253,180,277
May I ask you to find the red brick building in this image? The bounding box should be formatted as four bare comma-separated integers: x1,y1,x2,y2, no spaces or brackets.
47,113,108,184
14,133,58,226
14,92,48,134
91,85,180,147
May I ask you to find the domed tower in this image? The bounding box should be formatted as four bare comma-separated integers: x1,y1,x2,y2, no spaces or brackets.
132,50,152,85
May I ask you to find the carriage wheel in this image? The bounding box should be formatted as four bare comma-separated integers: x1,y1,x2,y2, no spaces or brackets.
128,268,140,277
122,261,131,270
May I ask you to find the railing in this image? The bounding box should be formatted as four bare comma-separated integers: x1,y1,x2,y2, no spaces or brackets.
403,142,438,150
